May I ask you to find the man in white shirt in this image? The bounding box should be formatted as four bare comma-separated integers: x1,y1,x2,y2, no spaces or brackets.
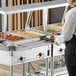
55,0,76,76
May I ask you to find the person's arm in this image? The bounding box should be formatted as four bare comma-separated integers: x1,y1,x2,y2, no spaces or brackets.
55,10,75,45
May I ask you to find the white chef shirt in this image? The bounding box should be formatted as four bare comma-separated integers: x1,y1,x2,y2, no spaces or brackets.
55,7,76,45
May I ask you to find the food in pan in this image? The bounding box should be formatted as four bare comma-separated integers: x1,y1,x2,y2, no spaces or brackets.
54,24,63,29
36,27,44,31
55,25,62,29
0,33,24,41
47,29,57,33
13,31,40,38
36,27,58,33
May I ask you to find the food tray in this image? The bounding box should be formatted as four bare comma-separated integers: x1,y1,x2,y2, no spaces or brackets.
54,25,62,29
0,32,25,41
10,29,46,38
48,23,63,30
33,25,60,35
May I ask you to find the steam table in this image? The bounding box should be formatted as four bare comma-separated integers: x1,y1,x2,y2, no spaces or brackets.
0,0,68,76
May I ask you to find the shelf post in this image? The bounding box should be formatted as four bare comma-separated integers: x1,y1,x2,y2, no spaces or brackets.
1,0,6,32
43,8,48,32
4,14,7,39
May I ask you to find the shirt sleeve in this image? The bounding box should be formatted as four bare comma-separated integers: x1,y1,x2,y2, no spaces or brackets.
55,10,75,45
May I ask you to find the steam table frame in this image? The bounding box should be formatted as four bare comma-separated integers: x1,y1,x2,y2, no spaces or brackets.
0,0,68,76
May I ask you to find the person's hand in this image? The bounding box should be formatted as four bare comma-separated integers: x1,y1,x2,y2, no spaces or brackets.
54,41,60,46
